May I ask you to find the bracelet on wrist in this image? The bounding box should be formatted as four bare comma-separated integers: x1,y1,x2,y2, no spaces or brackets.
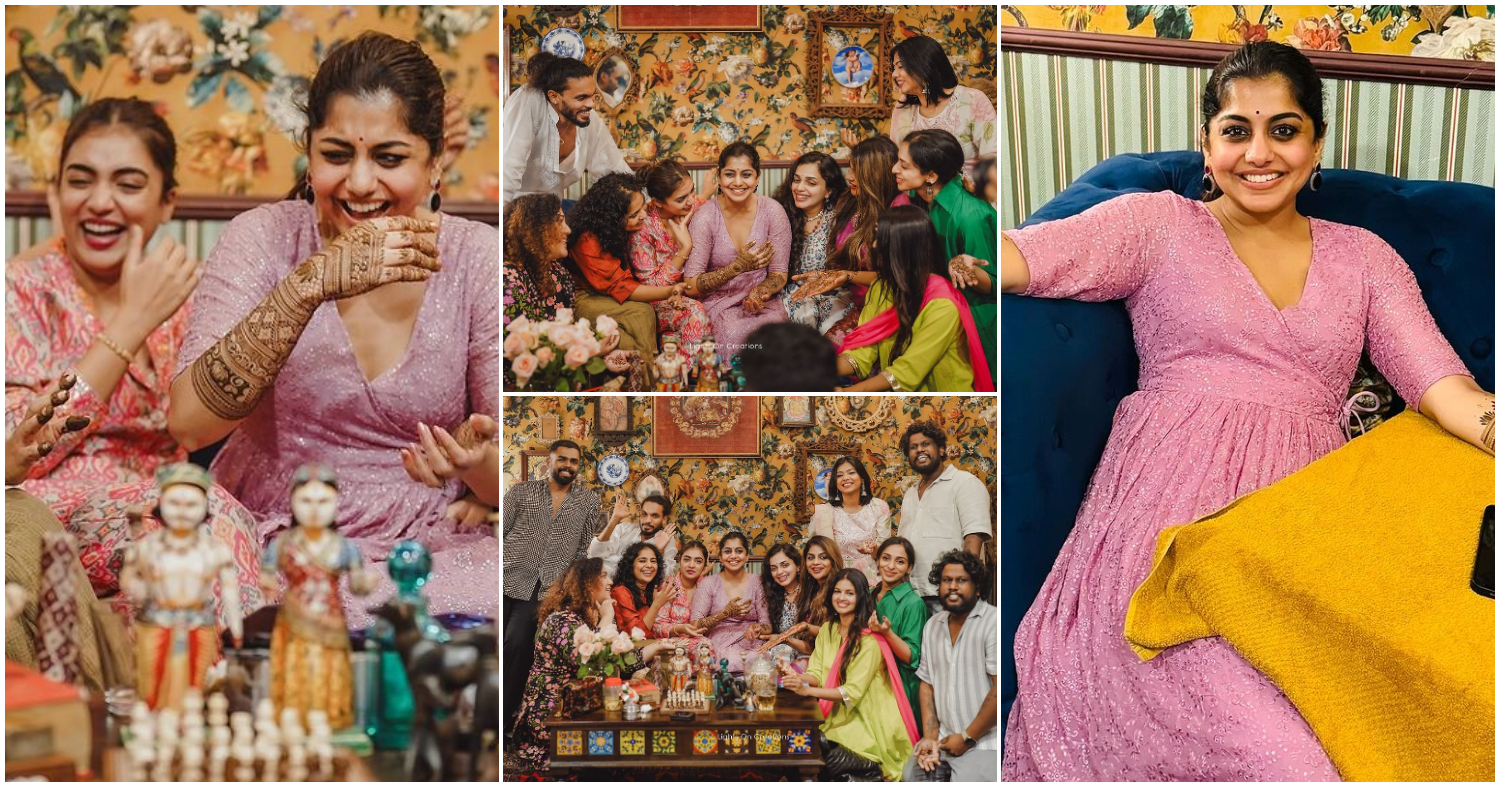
96,332,135,365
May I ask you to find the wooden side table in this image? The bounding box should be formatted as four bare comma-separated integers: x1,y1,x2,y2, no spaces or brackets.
547,690,824,780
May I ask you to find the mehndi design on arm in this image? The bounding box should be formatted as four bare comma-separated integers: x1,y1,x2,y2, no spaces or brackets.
1481,396,1495,455
190,223,395,420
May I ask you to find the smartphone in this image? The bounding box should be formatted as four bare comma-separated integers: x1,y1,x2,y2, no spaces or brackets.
1471,505,1494,599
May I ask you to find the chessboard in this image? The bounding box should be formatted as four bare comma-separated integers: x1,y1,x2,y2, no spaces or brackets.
659,689,713,713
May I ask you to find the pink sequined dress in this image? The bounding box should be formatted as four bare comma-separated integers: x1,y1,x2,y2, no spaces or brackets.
1001,191,1472,780
177,201,499,628
682,195,791,359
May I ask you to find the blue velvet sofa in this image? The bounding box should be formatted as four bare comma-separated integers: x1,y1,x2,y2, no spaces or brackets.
999,150,1496,730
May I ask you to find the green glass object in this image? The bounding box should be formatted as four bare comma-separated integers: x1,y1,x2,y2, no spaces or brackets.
369,540,447,749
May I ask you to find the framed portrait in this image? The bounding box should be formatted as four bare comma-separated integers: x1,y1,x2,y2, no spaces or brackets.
595,397,633,446
777,396,816,427
808,8,894,119
540,414,560,441
652,396,761,458
795,438,861,521
634,472,668,504
593,48,638,112
616,6,761,31
520,450,552,483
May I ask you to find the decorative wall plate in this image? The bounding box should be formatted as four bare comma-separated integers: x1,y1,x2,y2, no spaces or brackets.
541,27,586,61
597,454,629,487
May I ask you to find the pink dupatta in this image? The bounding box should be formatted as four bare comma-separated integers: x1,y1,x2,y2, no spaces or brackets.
836,275,995,392
817,630,920,744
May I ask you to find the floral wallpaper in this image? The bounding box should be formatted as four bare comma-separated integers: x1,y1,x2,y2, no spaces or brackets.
502,396,998,553
1002,5,1495,59
504,5,997,163
5,5,499,197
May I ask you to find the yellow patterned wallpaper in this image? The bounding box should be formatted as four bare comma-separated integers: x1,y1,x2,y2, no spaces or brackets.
1001,5,1495,59
504,5,997,163
502,396,998,552
5,5,499,197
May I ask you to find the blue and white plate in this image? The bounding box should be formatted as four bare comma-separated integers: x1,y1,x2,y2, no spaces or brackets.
598,454,629,487
541,27,586,61
814,467,834,500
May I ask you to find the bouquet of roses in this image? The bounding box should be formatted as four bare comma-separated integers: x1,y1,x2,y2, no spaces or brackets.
571,621,645,679
502,308,623,391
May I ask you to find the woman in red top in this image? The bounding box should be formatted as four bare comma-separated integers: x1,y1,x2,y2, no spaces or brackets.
566,173,683,386
609,540,664,637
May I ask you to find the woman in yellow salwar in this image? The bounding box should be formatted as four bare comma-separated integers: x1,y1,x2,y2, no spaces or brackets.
781,568,918,780
260,464,375,728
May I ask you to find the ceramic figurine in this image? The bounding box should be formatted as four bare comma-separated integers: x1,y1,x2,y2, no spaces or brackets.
668,645,692,693
121,463,242,711
260,464,375,730
695,642,715,697
692,337,725,393
654,334,691,392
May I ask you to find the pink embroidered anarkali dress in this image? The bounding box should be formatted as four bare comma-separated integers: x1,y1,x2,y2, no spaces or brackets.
1001,191,1472,781
178,201,499,628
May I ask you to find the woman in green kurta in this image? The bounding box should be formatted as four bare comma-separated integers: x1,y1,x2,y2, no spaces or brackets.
895,129,998,386
834,206,991,392
780,568,917,781
868,537,929,729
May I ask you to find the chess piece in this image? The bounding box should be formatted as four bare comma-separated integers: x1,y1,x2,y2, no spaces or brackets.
207,692,230,729
264,465,374,730
120,463,243,711
181,746,205,782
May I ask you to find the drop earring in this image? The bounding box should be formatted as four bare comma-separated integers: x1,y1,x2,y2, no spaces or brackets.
1201,166,1215,196
924,180,936,199
1308,164,1322,192
303,180,314,203
429,185,442,212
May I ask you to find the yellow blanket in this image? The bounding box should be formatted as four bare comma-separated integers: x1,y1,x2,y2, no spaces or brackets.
1125,412,1495,782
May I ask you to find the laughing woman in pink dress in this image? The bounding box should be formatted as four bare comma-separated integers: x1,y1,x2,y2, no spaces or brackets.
999,42,1493,781
168,33,498,627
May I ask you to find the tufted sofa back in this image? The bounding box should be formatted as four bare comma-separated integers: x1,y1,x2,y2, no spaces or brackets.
999,150,1495,727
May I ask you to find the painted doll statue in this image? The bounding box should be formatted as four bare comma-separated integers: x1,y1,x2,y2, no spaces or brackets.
654,334,691,392
693,338,724,393
120,463,243,711
260,464,375,729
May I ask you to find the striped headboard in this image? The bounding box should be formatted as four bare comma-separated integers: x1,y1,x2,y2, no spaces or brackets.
1002,50,1496,229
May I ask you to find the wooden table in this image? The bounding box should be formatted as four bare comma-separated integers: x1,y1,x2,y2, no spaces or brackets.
547,689,824,780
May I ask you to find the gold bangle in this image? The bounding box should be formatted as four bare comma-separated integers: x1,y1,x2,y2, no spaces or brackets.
96,332,134,365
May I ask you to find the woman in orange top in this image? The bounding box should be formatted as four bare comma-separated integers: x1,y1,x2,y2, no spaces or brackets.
609,540,664,637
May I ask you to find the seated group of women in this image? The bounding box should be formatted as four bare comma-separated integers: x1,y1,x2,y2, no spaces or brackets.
5,32,498,691
503,37,997,393
512,457,930,779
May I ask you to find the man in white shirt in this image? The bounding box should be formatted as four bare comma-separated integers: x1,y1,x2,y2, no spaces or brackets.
897,420,993,614
588,493,678,578
503,56,633,207
904,550,998,782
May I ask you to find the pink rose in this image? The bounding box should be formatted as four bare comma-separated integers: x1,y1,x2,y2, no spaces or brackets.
534,346,555,367
574,624,594,648
610,634,634,654
630,626,646,640
555,307,574,324
577,640,598,659
595,314,620,338
503,330,527,358
511,352,539,380
564,344,592,368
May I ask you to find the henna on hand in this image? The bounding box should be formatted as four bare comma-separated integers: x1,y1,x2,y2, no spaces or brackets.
190,217,436,421
693,263,743,294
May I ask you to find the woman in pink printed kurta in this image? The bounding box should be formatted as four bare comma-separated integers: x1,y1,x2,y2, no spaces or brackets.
6,242,263,620
630,203,712,349
1000,190,1475,780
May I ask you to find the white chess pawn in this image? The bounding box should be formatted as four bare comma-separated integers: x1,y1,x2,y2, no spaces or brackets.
232,743,255,781
314,742,334,779
207,693,229,728
182,688,204,714
306,709,329,731
181,746,204,782
287,744,309,782
258,740,281,781
126,744,155,782
151,741,174,782
210,726,231,750
207,745,228,782
156,708,181,739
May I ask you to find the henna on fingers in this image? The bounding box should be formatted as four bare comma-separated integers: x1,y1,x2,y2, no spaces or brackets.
190,217,437,420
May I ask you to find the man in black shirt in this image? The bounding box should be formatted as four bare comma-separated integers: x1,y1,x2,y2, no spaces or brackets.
501,439,602,736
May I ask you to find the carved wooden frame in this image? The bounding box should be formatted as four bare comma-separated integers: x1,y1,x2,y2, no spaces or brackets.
794,437,861,522
592,47,640,113
807,8,894,118
594,397,634,447
519,450,551,483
